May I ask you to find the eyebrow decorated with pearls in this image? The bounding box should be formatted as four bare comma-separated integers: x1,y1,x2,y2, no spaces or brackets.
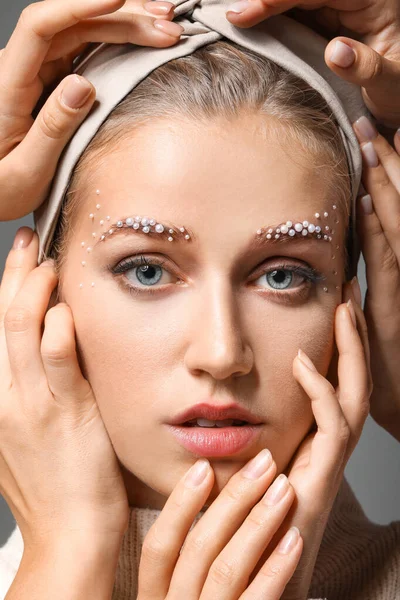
93,215,194,247
255,207,339,244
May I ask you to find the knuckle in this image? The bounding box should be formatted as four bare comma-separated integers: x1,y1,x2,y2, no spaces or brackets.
141,533,169,567
222,483,243,505
366,53,383,82
246,506,268,531
209,556,236,586
183,531,208,554
4,305,34,332
38,107,66,140
337,421,351,445
259,561,283,581
19,3,43,35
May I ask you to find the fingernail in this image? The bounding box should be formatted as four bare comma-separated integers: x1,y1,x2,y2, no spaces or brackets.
39,259,55,268
297,349,317,372
153,19,184,36
242,448,272,480
360,193,374,215
351,276,362,305
263,474,289,506
185,459,210,487
354,116,378,143
347,299,357,327
329,40,355,68
277,527,300,554
396,128,400,139
61,75,93,109
361,142,379,168
13,227,34,249
226,0,250,14
144,1,173,14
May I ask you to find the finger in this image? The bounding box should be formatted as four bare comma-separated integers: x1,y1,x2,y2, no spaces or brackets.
324,37,400,127
138,459,214,599
199,476,297,599
168,452,279,600
241,527,302,600
293,346,348,476
0,74,95,215
342,280,372,394
0,229,39,378
3,260,58,392
355,193,400,310
352,119,400,258
41,302,94,406
225,0,297,29
0,0,126,113
334,301,370,437
44,6,179,62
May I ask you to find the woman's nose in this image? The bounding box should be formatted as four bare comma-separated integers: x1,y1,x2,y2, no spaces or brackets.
184,281,253,380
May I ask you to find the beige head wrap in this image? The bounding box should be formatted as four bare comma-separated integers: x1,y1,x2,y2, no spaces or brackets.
33,0,370,279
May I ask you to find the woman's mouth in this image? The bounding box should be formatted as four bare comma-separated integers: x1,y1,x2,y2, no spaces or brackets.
165,419,263,457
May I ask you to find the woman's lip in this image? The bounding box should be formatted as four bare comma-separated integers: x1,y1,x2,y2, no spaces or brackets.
164,424,263,457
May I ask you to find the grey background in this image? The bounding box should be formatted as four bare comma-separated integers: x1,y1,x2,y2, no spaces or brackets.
0,0,399,546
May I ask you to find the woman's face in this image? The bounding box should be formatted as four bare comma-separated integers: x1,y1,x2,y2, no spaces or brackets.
59,114,346,509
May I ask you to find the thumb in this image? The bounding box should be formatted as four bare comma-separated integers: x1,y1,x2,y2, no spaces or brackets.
324,37,400,128
6,74,95,212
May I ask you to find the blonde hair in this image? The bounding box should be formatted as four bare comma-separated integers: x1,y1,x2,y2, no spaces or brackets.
49,40,351,278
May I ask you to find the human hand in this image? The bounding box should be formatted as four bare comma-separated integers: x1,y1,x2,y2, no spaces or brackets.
0,0,183,221
345,116,400,443
225,0,400,129
136,298,371,599
0,227,130,550
253,296,372,599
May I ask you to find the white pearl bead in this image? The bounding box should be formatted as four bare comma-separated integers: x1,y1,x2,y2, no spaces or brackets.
96,190,100,195
91,282,95,287
315,213,320,219
96,204,100,210
135,216,141,222
169,229,174,234
280,225,288,234
266,234,272,239
150,219,156,226
87,247,92,252
185,234,190,240
81,261,86,266
155,224,164,233
256,229,262,235
324,212,328,217
100,235,105,241
308,224,315,233
117,221,123,227
89,213,94,219
106,216,110,220
289,229,295,236
275,233,280,239
168,236,173,241
126,218,133,226
276,228,281,233
315,226,321,233
286,221,293,228
100,220,104,225
143,226,150,233
302,221,309,227
141,217,149,226
179,227,185,232
302,229,308,236
133,223,140,229
81,241,85,247
79,283,83,288
92,233,96,237
294,222,303,232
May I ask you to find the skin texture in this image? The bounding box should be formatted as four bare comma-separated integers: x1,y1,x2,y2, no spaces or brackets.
57,114,347,510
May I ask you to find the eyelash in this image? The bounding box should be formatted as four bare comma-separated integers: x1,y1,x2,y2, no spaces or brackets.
109,254,327,300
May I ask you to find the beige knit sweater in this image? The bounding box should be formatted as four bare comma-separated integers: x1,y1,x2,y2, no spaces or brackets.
0,475,399,599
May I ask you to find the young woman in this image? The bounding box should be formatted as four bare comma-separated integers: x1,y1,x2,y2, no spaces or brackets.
0,1,399,599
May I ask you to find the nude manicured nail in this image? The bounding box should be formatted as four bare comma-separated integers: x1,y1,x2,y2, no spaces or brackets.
277,527,300,554
185,459,210,486
61,75,92,109
354,116,378,143
329,41,355,68
153,19,184,36
242,449,272,479
144,2,173,15
263,474,289,505
226,0,250,14
13,227,34,249
361,142,379,168
347,299,357,327
297,349,317,372
360,193,373,215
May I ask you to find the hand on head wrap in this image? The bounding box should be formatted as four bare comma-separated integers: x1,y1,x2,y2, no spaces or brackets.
225,0,400,130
